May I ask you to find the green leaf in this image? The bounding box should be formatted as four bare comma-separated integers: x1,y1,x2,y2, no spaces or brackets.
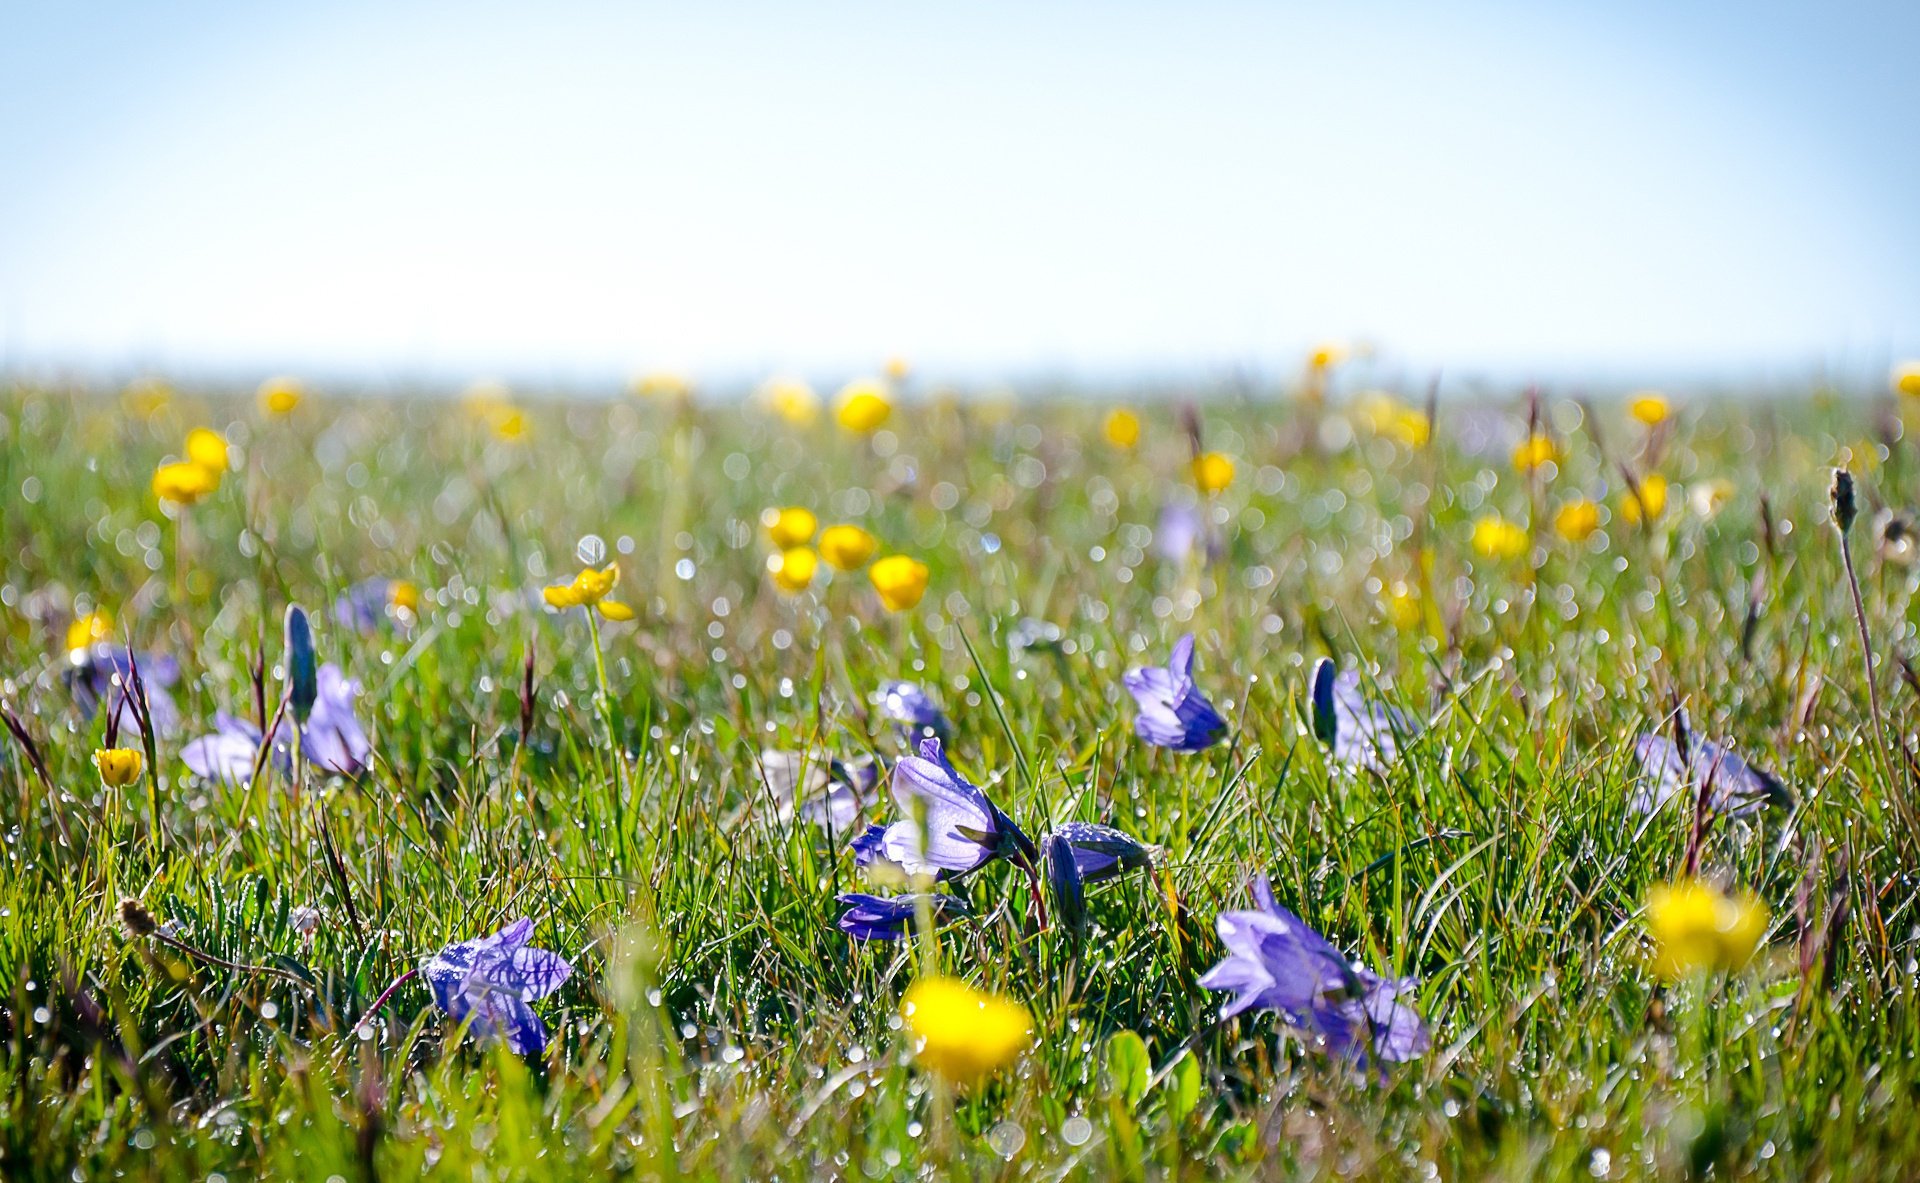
1162,1050,1201,1121
1105,1029,1150,1107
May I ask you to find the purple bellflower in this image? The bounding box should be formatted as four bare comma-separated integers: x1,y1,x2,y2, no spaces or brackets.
834,892,969,941
67,645,181,741
179,663,371,784
851,738,1035,879
1050,821,1154,883
1631,727,1791,817
1155,504,1204,565
1199,875,1429,1066
755,749,881,831
422,918,574,1055
1310,658,1415,771
1123,634,1227,752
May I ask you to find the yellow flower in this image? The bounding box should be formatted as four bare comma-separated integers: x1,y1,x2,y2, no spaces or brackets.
762,506,818,550
1471,514,1529,559
542,564,633,621
1103,408,1142,450
884,356,912,382
869,555,930,612
1553,499,1601,543
1621,474,1668,525
1891,361,1920,399
817,525,878,571
67,610,113,652
767,547,819,593
1381,581,1421,630
1511,433,1558,473
1307,342,1346,370
760,376,819,426
185,427,229,474
900,976,1031,1086
153,461,220,506
258,376,304,416
1192,452,1235,495
94,747,144,788
1646,879,1769,980
1355,392,1430,448
464,383,529,441
632,371,694,403
1628,391,1670,426
388,580,420,614
123,378,172,418
835,380,893,434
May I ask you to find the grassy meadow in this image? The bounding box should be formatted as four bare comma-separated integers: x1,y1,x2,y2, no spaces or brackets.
2,376,1919,1179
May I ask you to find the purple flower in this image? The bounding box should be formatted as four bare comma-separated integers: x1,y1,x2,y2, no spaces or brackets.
1155,504,1204,564
876,681,950,743
422,918,574,1055
1050,821,1154,883
178,663,370,784
333,578,396,634
1123,634,1227,752
1631,728,1791,817
754,749,881,831
852,738,1035,878
66,645,181,740
181,712,283,785
834,892,968,941
1310,659,1414,771
1199,876,1429,1066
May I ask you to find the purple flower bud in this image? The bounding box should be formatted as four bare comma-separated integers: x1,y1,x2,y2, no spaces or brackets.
834,892,968,941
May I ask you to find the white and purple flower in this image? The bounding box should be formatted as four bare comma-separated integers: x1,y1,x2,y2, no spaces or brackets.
1123,634,1227,752
422,918,574,1055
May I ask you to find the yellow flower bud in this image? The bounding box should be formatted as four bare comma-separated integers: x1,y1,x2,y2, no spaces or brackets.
1646,879,1769,980
760,376,819,426
1621,474,1668,525
835,381,893,434
94,748,144,788
817,525,879,571
1511,433,1557,473
1553,499,1601,543
185,428,229,473
1627,391,1670,426
768,547,819,594
868,554,930,612
258,376,304,416
1103,408,1142,450
1891,361,1920,399
1192,452,1235,495
762,507,818,550
1471,514,1529,559
900,976,1031,1086
153,461,220,506
67,610,113,652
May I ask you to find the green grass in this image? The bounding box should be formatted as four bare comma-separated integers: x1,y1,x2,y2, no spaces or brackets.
2,381,1918,1179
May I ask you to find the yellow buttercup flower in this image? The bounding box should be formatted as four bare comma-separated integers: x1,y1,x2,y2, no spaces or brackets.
1511,433,1557,473
869,555,930,612
185,427,229,474
67,610,113,652
1621,474,1668,525
1307,342,1346,370
388,580,420,614
1553,499,1601,543
94,747,144,788
762,507,818,550
258,376,304,416
900,976,1031,1086
1628,391,1670,426
1192,452,1235,495
767,547,819,593
760,376,819,426
1646,879,1769,980
817,525,878,571
835,380,893,434
542,564,633,621
1103,408,1142,450
153,461,220,507
1471,514,1529,559
1891,361,1920,399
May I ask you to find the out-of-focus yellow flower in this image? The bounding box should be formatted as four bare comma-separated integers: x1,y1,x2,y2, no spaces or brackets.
767,547,819,593
1381,581,1421,630
900,976,1031,1086
258,376,304,416
817,525,878,571
760,376,819,426
884,356,912,382
835,380,893,434
153,461,220,506
1103,408,1142,450
1192,452,1235,495
1891,361,1920,399
762,506,818,550
94,748,144,788
1690,477,1734,519
1621,474,1668,525
463,382,529,441
869,555,930,612
543,564,633,620
185,428,229,473
1628,391,1670,426
123,378,172,418
1307,342,1346,370
1471,514,1529,559
1553,499,1601,543
67,610,113,652
389,580,420,614
1355,392,1429,448
1646,879,1769,980
1511,433,1558,473
632,371,693,403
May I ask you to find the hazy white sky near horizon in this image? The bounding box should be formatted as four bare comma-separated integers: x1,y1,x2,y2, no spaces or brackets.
1,1,1915,389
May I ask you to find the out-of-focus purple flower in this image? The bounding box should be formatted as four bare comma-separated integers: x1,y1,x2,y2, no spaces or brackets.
1199,875,1429,1066
66,645,181,740
333,578,397,634
422,918,574,1056
876,680,950,744
1310,659,1415,771
181,712,283,785
179,663,369,784
1631,729,1791,817
834,892,968,941
1050,821,1154,883
1123,634,1227,752
1044,832,1087,939
1156,504,1204,564
755,749,881,831
853,738,1035,879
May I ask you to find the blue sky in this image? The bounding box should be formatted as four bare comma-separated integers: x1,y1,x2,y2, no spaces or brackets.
1,1,1915,389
